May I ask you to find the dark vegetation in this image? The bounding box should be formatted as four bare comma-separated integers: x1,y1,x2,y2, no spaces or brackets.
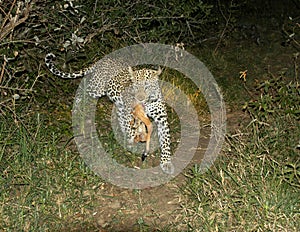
0,0,299,231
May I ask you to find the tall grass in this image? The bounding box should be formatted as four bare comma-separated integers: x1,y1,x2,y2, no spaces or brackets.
0,112,102,231
181,73,300,231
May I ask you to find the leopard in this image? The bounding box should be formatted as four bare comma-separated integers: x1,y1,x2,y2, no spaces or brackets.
45,53,174,174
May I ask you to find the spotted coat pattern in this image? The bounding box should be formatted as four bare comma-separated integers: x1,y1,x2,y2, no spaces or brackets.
45,53,174,174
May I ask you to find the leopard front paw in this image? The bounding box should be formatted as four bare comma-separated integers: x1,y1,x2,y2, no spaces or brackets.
160,161,174,175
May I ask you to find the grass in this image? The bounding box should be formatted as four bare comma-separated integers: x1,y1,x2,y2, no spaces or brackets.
0,112,103,231
181,162,299,231
180,75,300,231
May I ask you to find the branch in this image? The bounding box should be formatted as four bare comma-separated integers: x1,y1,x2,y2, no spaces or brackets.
0,1,35,42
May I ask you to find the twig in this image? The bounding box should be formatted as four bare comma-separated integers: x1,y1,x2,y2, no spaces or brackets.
0,39,37,47
213,0,233,55
131,16,185,21
0,57,6,85
0,1,34,42
0,0,17,33
84,22,118,44
186,20,195,40
30,64,43,91
242,82,254,98
0,85,33,92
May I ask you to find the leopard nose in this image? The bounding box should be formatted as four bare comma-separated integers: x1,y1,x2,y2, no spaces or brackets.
136,91,147,101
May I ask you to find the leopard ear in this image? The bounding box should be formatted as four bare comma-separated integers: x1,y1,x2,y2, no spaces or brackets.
128,66,134,80
156,66,162,76
128,66,133,74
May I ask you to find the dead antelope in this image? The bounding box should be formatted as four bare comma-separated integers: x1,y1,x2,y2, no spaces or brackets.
130,104,153,161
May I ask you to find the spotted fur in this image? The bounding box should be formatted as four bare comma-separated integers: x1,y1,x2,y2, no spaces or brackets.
45,53,174,174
